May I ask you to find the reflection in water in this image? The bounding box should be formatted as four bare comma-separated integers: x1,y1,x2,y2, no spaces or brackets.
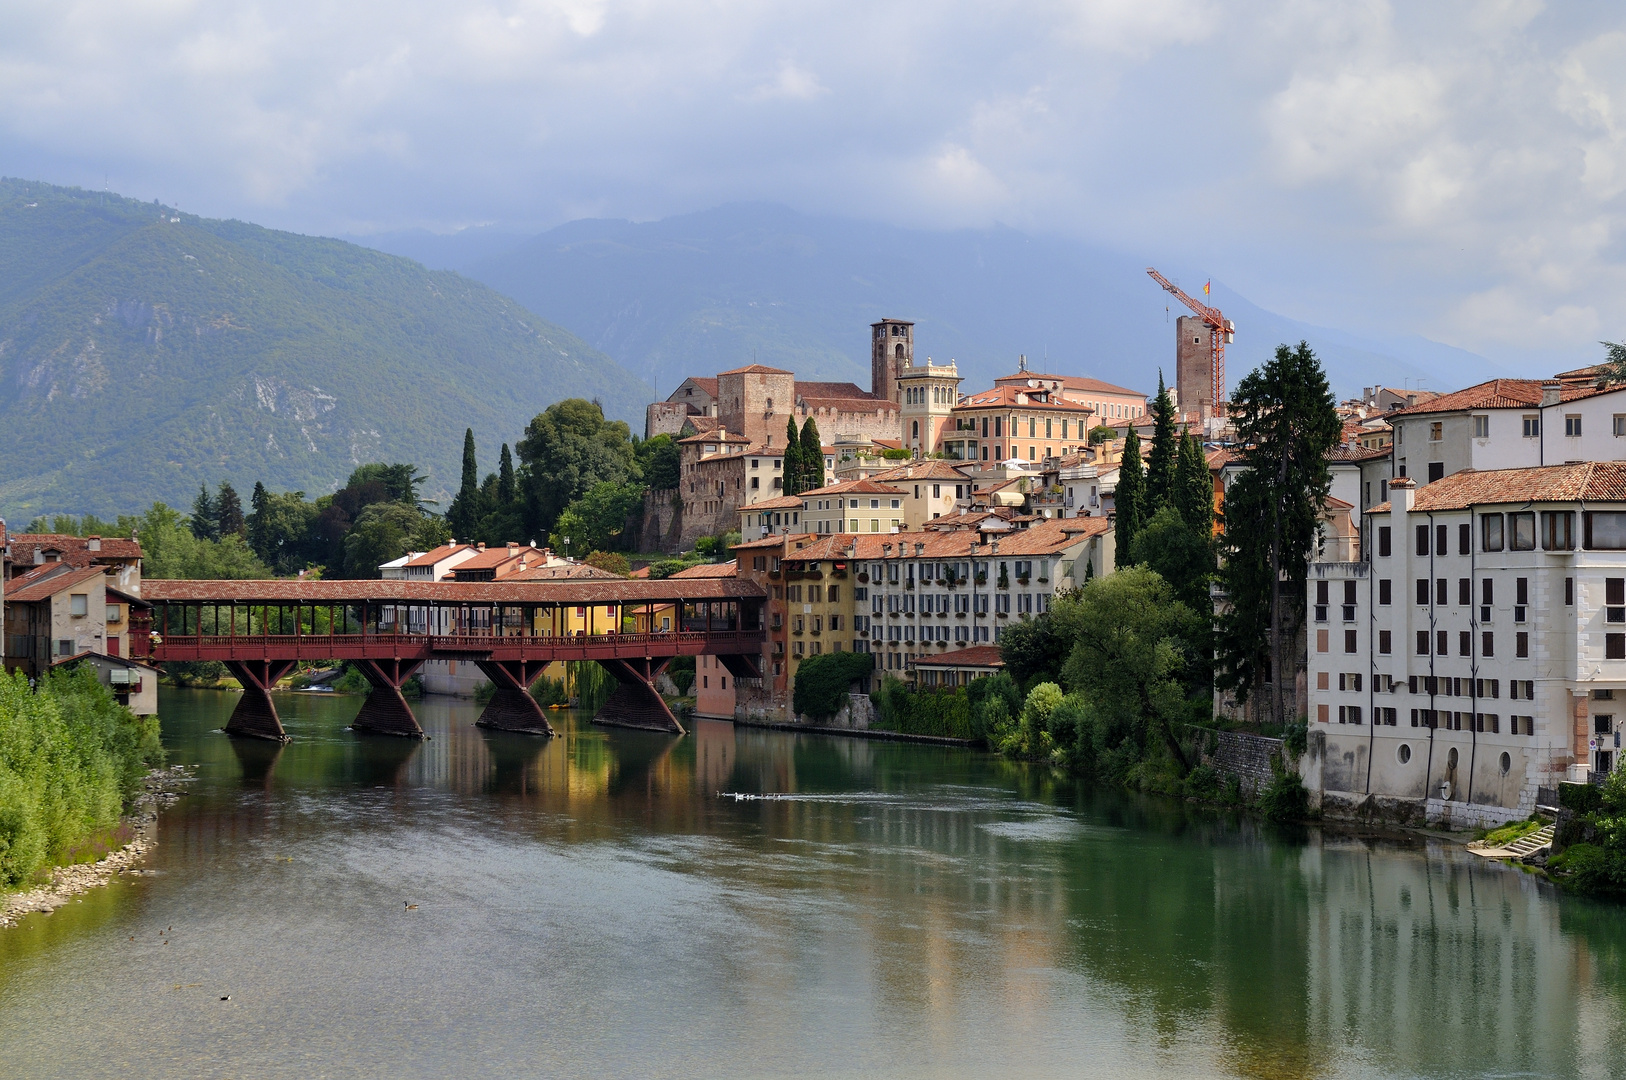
1,687,1625,1079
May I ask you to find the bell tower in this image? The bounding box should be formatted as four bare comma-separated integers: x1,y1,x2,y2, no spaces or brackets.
871,319,914,404
899,359,961,458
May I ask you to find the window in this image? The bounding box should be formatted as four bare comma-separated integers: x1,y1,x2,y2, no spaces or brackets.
69,593,88,617
1436,578,1448,605
1566,414,1583,437
1516,632,1529,658
1379,630,1392,654
1567,577,1575,605
1610,578,1626,623
106,605,121,623
1586,512,1626,549
1345,629,1357,653
1611,634,1626,660
1473,415,1489,438
1416,578,1430,605
1430,421,1443,441
1416,524,1430,556
1510,512,1536,551
1543,511,1575,550
1458,578,1471,606
1458,523,1471,555
1317,629,1329,653
1523,415,1541,438
1379,579,1392,605
1438,630,1449,655
1616,415,1626,437
1428,462,1445,482
1483,631,1495,657
1379,526,1392,557
56,639,73,657
1338,705,1364,725
1487,578,1498,605
1482,514,1504,551
1417,631,1430,655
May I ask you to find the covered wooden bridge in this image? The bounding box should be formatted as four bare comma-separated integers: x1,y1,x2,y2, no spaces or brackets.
137,577,766,741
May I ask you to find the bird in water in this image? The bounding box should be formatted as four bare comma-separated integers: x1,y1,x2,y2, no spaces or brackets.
404,902,418,910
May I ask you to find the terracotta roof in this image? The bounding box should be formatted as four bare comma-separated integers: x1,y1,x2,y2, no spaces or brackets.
797,381,873,399
504,562,622,581
1328,445,1391,463
5,564,108,603
777,518,1103,562
7,534,143,568
988,517,1110,555
1369,462,1626,513
742,443,785,457
143,577,764,603
731,534,804,551
955,386,1095,411
450,546,533,572
679,429,751,445
675,377,718,397
405,543,476,568
993,372,1144,397
1389,378,1621,417
910,645,1005,668
683,416,723,433
868,461,976,482
800,479,906,497
670,561,739,578
718,364,793,376
742,495,805,511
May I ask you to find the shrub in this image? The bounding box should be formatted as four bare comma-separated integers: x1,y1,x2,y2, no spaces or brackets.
793,652,875,720
667,656,695,696
585,550,631,576
1257,754,1310,821
874,676,977,739
0,668,164,889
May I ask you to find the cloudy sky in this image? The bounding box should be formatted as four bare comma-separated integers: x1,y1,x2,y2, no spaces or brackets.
3,0,1624,369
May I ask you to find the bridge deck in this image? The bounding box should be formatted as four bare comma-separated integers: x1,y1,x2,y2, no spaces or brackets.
151,629,763,664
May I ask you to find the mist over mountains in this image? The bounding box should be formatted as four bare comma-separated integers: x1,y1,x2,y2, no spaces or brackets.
356,204,1507,403
0,179,647,519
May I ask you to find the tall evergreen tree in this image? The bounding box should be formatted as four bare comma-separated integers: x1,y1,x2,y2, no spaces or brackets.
1114,428,1145,569
1173,432,1214,536
497,443,517,508
248,481,270,560
447,427,482,541
190,483,218,541
1214,341,1342,727
799,417,824,492
216,481,245,538
1145,372,1178,507
781,418,804,496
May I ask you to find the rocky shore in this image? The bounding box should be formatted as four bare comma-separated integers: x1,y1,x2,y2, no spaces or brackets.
0,764,194,928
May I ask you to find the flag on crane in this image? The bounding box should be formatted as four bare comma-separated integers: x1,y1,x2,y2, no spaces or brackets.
1203,280,1211,296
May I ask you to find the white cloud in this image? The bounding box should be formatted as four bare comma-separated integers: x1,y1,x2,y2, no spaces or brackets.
747,61,828,102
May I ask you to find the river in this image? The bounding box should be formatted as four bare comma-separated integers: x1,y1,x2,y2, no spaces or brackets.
2,687,1625,1079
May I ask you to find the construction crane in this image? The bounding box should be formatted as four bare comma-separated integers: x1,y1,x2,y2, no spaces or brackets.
1146,267,1235,415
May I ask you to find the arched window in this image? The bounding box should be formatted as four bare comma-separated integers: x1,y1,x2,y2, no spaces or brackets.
912,420,920,439
895,343,904,359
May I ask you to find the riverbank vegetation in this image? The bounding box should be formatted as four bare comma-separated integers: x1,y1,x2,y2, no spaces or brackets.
0,668,164,890
1548,774,1626,897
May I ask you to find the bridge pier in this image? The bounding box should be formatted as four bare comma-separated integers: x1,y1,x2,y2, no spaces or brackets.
223,660,297,742
595,657,684,735
473,660,556,736
349,659,427,739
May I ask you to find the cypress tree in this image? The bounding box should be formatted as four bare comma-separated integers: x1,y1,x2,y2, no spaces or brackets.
1114,428,1145,569
190,483,218,541
1174,432,1213,536
799,417,824,492
1145,372,1178,507
248,481,270,561
447,428,482,541
216,481,245,538
781,418,803,496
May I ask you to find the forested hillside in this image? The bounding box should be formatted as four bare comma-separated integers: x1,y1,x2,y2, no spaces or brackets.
0,179,649,518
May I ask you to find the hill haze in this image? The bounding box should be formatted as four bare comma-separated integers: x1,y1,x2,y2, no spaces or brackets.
0,179,649,519
431,203,1506,406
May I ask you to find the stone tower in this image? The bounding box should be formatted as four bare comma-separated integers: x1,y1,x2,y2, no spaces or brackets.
899,359,961,458
871,319,914,404
1176,315,1216,420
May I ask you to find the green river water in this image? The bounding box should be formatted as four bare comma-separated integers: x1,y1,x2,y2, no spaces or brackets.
2,687,1625,1079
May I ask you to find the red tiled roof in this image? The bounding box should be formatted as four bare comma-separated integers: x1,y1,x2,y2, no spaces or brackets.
405,543,476,568
5,564,108,603
910,645,1005,668
743,495,804,511
683,416,724,433
956,386,1095,411
1389,379,1621,417
7,534,143,568
719,364,794,376
797,381,873,399
679,429,751,444
800,479,906,497
1328,445,1391,463
1369,462,1626,513
993,372,1145,397
450,546,532,571
671,561,739,578
675,377,718,397
868,461,976,482
505,562,623,581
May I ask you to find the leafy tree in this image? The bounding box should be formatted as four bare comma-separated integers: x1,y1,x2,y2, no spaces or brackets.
798,417,824,492
1131,505,1214,615
132,502,272,579
23,513,122,536
341,503,450,579
637,434,681,491
447,428,484,541
549,481,645,556
216,481,245,538
1088,424,1118,445
1145,372,1178,506
1114,428,1145,569
1214,341,1342,726
999,613,1072,688
247,487,320,573
1174,431,1213,536
585,550,631,576
346,463,427,508
781,417,806,496
516,399,639,538
1055,567,1204,776
792,651,875,719
1600,340,1626,385
190,483,218,541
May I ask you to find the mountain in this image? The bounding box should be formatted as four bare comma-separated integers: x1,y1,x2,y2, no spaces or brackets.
460,203,1509,407
0,179,650,519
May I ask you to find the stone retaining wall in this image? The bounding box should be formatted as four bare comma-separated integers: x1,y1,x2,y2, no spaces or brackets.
1211,731,1282,795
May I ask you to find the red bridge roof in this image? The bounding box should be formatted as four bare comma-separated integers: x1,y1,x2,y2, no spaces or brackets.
143,577,764,604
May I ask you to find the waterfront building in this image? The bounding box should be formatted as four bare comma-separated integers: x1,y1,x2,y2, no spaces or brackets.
909,644,1005,687
2,561,156,714
1306,466,1626,827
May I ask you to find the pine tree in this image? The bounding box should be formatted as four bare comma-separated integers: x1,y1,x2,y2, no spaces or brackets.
190,483,218,541
781,418,804,496
799,417,824,492
1145,372,1178,508
1114,428,1145,569
248,481,270,560
497,443,517,508
216,481,245,538
1214,341,1342,727
1173,432,1213,536
447,428,482,541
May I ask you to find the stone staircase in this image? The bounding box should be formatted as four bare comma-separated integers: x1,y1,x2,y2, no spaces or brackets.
1469,823,1554,860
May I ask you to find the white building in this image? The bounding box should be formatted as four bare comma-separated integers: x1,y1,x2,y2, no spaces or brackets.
1307,467,1626,829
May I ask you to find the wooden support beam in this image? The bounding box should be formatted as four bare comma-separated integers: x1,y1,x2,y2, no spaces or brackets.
594,657,684,735
223,659,298,742
473,660,557,736
350,658,427,739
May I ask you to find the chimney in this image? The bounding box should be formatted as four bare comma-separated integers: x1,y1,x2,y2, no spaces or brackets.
1389,475,1417,512
1542,380,1562,407
915,542,925,556
87,536,101,552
